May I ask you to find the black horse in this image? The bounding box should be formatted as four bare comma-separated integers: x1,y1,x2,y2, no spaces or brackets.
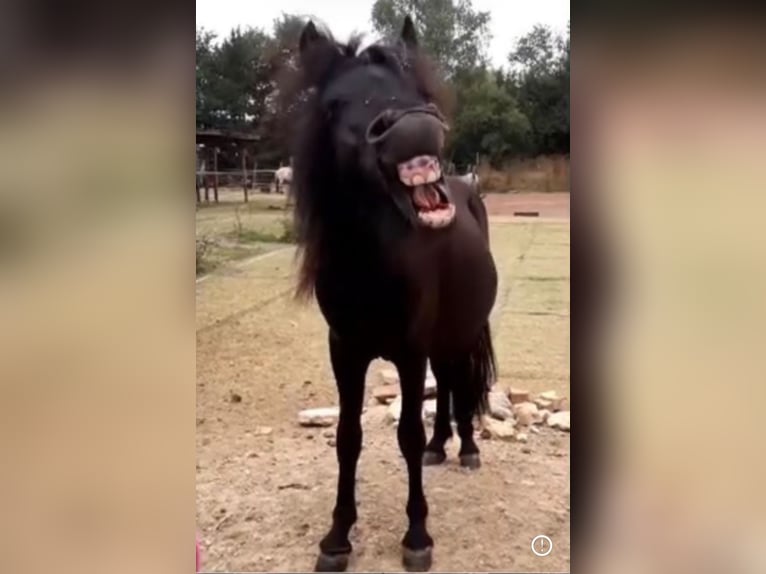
288,17,498,572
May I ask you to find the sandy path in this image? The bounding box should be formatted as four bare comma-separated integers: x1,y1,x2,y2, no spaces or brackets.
196,218,570,572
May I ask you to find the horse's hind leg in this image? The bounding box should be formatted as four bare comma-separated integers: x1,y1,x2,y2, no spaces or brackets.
423,361,452,465
315,332,371,572
452,366,482,469
430,357,482,469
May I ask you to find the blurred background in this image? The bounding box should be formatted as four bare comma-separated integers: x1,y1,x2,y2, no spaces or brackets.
0,1,192,573
579,13,766,574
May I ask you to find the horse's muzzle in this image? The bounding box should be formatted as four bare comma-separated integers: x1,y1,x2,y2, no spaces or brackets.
365,103,448,164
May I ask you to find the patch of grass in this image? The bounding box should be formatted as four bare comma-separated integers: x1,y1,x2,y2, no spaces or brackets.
196,237,213,276
230,216,295,244
196,200,296,276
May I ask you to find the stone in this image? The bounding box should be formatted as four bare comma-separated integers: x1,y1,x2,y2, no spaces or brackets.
373,384,400,404
386,396,439,424
489,390,514,421
386,396,402,423
513,402,542,426
538,409,552,424
535,398,554,411
327,438,336,447
229,391,242,403
254,426,272,436
422,399,437,421
547,410,570,431
298,407,340,427
508,388,531,404
479,416,516,441
375,378,435,403
323,429,334,438
538,391,566,412
380,368,399,385
515,432,529,443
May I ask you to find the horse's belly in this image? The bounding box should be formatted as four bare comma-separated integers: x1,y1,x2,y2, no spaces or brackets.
432,248,497,352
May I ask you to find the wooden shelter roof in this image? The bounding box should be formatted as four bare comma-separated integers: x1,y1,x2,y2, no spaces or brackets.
196,129,260,146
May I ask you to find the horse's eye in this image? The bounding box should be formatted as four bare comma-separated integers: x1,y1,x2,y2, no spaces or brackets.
325,100,344,120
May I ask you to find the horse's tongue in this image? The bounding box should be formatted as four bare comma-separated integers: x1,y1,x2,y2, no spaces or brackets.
413,185,439,209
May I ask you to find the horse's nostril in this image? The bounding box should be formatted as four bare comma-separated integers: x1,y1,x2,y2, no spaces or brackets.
366,110,397,143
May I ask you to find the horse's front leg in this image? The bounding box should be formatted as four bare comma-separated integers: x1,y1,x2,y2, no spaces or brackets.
315,332,370,572
394,353,434,572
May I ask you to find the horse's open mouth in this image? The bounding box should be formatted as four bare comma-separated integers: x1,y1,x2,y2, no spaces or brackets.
397,155,456,229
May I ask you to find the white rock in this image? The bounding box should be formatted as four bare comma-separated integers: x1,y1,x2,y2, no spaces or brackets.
534,398,554,411
536,391,566,412
380,368,399,385
298,407,339,427
489,390,514,421
386,396,402,423
547,410,570,431
386,396,439,424
479,416,516,440
513,402,542,426
422,398,437,420
515,432,529,443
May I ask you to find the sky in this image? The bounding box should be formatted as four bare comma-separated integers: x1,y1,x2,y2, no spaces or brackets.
196,0,570,69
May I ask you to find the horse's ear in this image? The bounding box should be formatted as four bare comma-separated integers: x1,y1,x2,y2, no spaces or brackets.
299,20,323,56
401,15,418,49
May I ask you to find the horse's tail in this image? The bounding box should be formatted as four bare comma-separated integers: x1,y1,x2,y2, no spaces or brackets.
466,322,497,417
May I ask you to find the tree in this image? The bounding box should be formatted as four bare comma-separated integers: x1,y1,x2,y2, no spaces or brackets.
371,0,491,77
449,69,530,167
195,26,273,131
255,14,311,164
508,23,569,155
196,29,217,128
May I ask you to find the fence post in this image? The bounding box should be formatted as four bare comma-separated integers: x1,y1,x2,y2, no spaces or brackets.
213,147,220,203
242,148,249,203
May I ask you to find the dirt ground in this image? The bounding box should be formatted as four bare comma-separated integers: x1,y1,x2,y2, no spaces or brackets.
196,192,570,572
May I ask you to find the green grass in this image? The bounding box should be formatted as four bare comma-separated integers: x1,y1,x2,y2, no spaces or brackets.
196,195,294,276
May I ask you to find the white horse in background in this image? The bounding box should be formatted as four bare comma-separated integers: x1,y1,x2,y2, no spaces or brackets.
274,166,293,194
457,165,480,190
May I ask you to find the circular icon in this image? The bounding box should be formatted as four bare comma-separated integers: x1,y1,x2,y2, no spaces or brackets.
531,535,553,557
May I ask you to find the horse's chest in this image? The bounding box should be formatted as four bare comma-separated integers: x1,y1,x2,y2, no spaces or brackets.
316,252,435,337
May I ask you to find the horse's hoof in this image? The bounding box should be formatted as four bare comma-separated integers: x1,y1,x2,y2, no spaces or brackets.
315,552,350,572
422,450,447,466
402,546,433,572
459,453,481,469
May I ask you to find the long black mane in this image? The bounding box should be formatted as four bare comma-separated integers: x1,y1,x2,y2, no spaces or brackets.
279,24,452,299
